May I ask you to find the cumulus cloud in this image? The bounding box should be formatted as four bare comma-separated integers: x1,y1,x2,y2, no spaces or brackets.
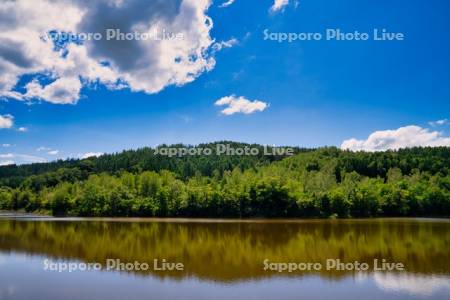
270,0,289,12
219,0,235,8
0,114,14,129
17,127,28,132
341,125,450,151
81,152,104,159
0,0,218,104
211,38,239,52
428,119,448,127
24,77,82,104
215,95,268,115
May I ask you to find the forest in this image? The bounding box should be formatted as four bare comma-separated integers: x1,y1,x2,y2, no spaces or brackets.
0,142,449,218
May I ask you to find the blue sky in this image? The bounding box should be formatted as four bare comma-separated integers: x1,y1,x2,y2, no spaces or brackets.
0,0,449,164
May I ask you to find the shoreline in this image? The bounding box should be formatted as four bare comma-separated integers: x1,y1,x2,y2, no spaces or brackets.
0,211,448,223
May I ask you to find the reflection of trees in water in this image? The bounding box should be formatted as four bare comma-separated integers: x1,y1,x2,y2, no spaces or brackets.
0,219,449,281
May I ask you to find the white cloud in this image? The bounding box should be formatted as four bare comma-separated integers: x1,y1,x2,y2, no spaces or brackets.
48,150,59,155
270,0,289,12
17,127,28,132
428,119,448,127
0,160,14,166
211,38,239,52
36,146,51,151
0,114,14,129
81,152,104,159
341,125,450,151
0,0,217,104
24,77,82,104
2,144,11,147
18,154,47,163
0,153,46,164
36,147,59,155
219,0,235,8
215,95,268,115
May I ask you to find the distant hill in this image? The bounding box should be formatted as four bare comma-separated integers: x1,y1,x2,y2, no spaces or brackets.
0,143,449,218
0,141,309,189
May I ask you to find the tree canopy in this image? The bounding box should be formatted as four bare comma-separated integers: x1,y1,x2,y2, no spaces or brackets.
0,143,449,218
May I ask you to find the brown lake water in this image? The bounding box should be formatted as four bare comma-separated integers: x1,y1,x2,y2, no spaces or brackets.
0,218,449,300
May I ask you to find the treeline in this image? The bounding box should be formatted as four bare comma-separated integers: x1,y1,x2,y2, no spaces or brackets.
0,142,307,188
0,145,449,217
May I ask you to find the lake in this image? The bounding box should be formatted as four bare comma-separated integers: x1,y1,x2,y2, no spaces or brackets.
0,217,449,300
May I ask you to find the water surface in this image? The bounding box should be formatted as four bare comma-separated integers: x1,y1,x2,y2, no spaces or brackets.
0,218,449,299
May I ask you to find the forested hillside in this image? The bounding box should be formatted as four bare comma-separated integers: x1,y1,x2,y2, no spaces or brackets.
0,143,449,218
0,142,306,188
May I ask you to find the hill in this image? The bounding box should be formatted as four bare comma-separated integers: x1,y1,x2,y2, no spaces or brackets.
0,143,449,218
